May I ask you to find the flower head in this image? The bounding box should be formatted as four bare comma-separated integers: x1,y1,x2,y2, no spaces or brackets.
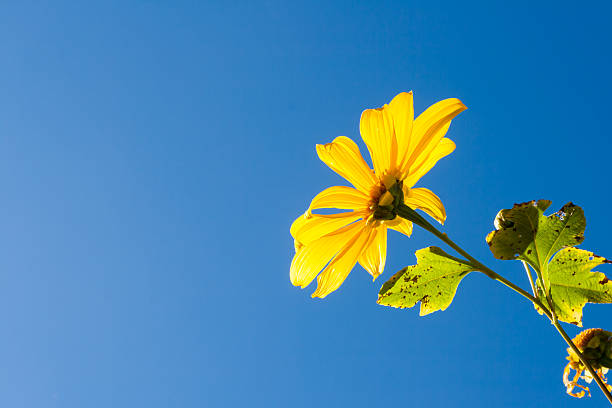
563,328,612,398
290,92,467,298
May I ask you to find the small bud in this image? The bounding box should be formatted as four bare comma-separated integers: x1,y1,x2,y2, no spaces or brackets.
564,328,612,398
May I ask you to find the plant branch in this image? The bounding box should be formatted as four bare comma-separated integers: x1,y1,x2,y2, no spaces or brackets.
396,204,549,315
396,204,612,404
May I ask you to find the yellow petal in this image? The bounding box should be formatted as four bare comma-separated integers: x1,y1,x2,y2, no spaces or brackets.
360,107,398,176
400,98,466,177
389,219,413,237
290,221,365,288
403,138,456,188
290,211,364,247
403,186,446,224
387,92,414,172
312,223,374,298
316,136,378,194
358,225,387,280
307,186,370,213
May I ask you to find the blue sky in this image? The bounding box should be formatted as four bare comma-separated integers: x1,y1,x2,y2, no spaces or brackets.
1,1,611,407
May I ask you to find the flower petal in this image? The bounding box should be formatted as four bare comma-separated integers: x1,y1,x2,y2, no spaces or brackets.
403,138,456,188
400,98,466,177
358,225,387,279
360,107,398,176
290,211,364,248
307,186,370,213
387,92,414,173
389,219,413,237
403,186,447,224
316,136,378,193
290,221,365,288
312,223,374,298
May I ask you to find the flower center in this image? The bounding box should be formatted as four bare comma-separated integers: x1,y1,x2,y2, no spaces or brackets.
371,175,404,221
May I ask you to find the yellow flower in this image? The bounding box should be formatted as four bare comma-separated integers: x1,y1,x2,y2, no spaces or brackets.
290,92,467,298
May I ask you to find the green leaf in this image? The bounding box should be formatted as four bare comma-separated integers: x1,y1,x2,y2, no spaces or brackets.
377,247,475,316
486,201,585,289
486,200,585,266
485,199,548,261
547,247,612,326
486,201,612,324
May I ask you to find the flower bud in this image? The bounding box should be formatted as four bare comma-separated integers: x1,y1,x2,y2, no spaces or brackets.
563,328,612,398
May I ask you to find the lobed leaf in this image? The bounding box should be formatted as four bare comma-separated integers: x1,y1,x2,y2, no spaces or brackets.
377,247,475,316
485,200,612,325
548,247,612,326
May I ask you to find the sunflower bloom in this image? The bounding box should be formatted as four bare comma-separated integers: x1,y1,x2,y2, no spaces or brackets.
290,92,467,298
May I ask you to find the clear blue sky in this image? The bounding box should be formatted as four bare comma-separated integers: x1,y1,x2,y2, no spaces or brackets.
1,1,611,407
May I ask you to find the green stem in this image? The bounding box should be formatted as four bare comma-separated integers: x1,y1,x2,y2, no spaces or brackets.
542,279,558,324
538,265,558,324
523,260,558,324
522,261,537,296
396,204,612,404
396,204,549,315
